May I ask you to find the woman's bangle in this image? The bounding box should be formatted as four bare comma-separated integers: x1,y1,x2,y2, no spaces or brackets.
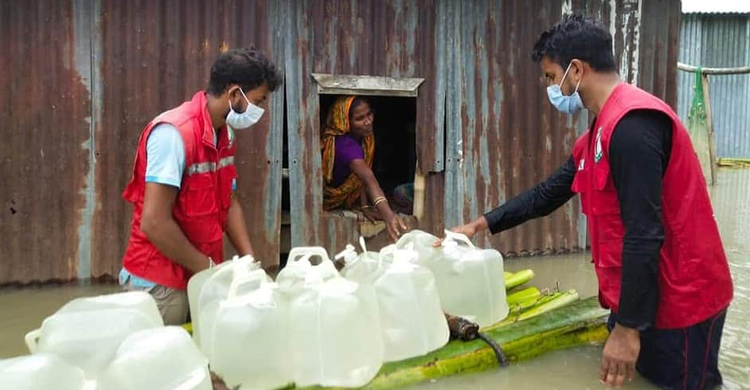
374,197,387,207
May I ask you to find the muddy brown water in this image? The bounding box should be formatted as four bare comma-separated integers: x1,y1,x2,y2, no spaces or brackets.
1,168,747,389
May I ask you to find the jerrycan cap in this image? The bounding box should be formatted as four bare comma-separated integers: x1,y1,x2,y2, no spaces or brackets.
335,244,359,266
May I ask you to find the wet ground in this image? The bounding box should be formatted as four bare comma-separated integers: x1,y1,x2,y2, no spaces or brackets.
1,168,747,389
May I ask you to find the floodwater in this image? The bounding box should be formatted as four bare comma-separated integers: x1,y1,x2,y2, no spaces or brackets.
0,168,747,390
412,168,750,390
0,284,120,357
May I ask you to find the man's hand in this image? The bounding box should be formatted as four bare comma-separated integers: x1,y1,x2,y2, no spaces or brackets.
433,216,489,247
600,324,640,387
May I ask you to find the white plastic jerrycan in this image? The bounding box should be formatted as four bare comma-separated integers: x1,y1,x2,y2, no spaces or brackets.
395,229,441,267
187,256,245,345
195,255,268,348
277,247,340,292
279,247,383,388
25,292,163,378
97,327,211,390
374,245,449,362
433,230,509,327
338,237,385,284
0,354,93,390
202,280,292,390
51,291,162,325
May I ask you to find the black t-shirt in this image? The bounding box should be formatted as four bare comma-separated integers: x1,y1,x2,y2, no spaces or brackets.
484,109,672,330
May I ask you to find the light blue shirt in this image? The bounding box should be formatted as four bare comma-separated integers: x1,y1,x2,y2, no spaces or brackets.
119,268,157,288
145,124,186,188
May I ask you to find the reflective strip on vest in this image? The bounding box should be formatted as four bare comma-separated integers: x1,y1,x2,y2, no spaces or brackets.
187,162,216,175
186,156,234,176
219,156,234,168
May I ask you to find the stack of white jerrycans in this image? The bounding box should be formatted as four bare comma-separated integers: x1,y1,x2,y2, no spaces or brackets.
12,291,212,390
191,248,385,389
396,230,509,327
338,238,449,362
189,254,290,390
278,246,383,388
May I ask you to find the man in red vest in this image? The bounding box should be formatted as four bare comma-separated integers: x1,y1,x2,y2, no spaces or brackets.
444,15,732,389
119,47,282,325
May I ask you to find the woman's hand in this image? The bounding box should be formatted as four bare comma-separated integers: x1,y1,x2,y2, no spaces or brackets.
385,213,408,242
360,207,382,223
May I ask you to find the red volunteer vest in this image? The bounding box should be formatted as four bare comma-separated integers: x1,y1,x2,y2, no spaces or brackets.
121,92,236,289
571,83,732,329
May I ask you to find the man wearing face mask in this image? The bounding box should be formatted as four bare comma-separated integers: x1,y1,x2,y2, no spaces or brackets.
119,47,283,325
442,15,732,389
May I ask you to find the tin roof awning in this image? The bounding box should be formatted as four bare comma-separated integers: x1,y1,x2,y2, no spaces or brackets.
311,73,425,97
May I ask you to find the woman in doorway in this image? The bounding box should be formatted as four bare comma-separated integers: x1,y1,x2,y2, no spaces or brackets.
321,95,408,241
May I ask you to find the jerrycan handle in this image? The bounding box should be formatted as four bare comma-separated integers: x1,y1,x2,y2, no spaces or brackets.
288,247,331,264
379,244,398,265
381,244,418,266
227,271,266,300
443,229,476,249
25,328,41,354
234,254,255,262
230,255,260,280
298,253,339,282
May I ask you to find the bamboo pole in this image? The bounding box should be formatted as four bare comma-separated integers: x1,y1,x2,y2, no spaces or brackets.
686,68,715,186
701,73,718,185
678,62,750,75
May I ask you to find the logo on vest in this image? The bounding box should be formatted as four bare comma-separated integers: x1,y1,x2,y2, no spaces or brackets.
594,127,603,163
227,126,236,148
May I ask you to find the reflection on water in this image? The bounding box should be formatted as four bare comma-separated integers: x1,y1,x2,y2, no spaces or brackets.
0,169,747,390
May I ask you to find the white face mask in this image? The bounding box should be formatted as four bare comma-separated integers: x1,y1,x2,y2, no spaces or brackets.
225,88,264,130
546,61,584,115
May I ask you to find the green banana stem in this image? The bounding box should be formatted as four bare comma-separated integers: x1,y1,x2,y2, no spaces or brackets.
483,290,580,332
506,287,541,305
504,269,535,290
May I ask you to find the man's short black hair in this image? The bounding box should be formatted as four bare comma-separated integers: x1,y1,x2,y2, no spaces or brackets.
531,14,617,72
206,46,283,95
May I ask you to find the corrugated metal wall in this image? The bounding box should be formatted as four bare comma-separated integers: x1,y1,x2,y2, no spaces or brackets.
0,0,93,284
283,0,446,254
287,0,680,258
0,0,680,284
678,13,750,158
1,0,283,284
